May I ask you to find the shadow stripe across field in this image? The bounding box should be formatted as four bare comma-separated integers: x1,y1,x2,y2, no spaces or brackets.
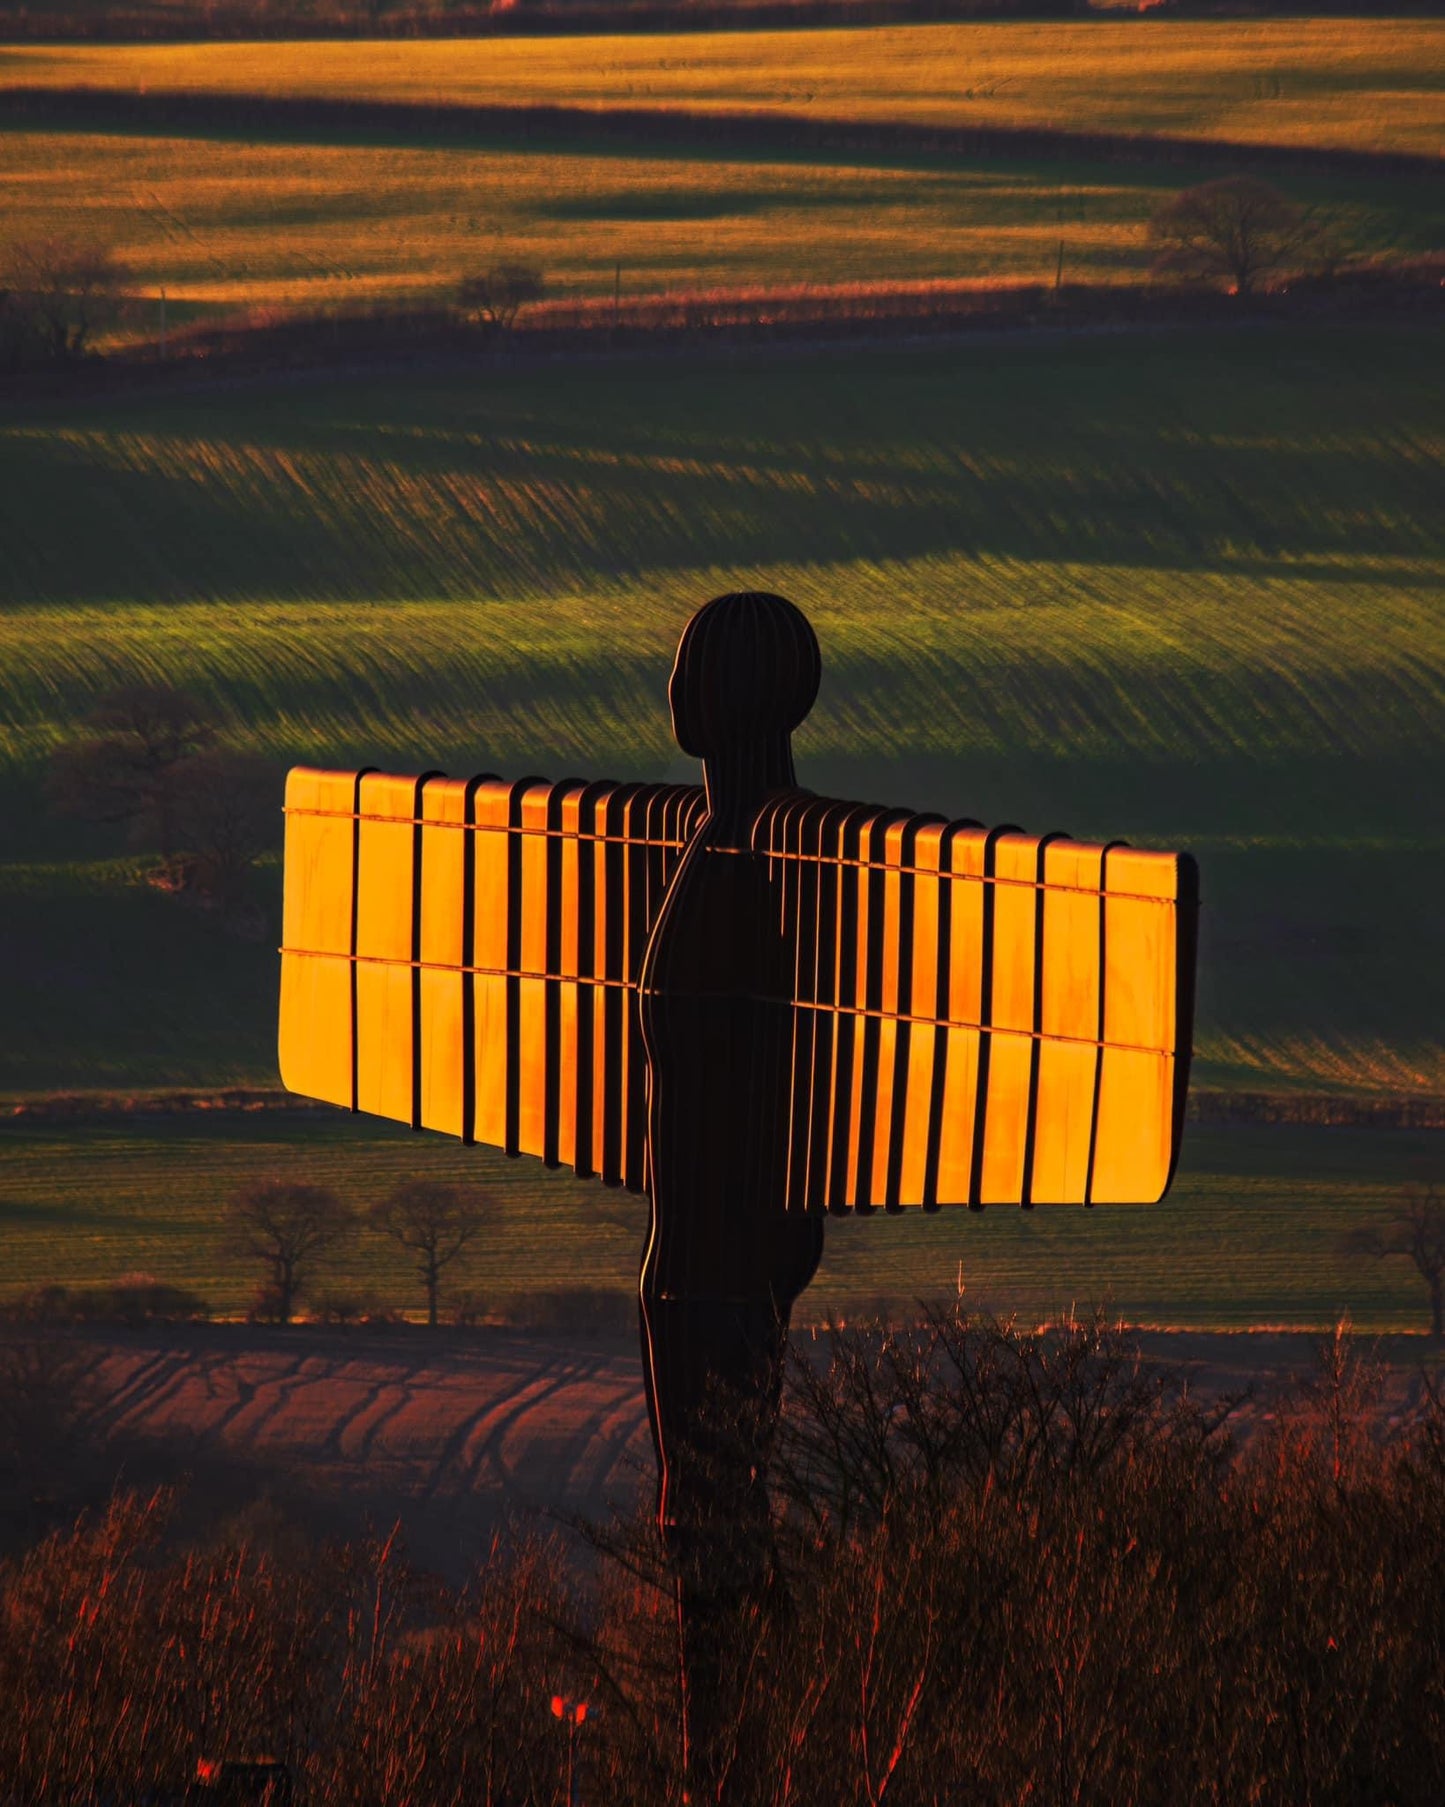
2,86,1439,179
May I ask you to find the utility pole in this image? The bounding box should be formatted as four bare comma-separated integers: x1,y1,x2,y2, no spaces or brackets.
1055,196,1066,292
159,285,167,360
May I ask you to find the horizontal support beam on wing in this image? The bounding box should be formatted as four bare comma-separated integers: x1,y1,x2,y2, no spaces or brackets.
283,805,692,853
280,945,1177,1060
283,803,1177,905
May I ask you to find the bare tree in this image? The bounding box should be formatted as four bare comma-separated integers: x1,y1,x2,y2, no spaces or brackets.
227,1180,354,1325
370,1180,492,1326
1147,177,1323,298
457,264,546,334
1345,1178,1445,1337
2,237,131,365
46,684,216,857
165,750,281,922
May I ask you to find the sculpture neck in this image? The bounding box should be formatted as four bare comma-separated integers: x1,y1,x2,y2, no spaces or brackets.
701,734,796,847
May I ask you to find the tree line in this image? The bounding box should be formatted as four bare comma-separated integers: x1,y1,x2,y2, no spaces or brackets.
1,239,545,374
228,1175,495,1326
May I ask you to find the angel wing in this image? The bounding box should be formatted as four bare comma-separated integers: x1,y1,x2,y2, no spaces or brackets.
279,767,1196,1207
752,795,1197,1212
279,766,702,1191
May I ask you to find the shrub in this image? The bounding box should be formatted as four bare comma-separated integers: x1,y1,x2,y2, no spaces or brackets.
501,1286,635,1337
0,1328,104,1549
313,1291,365,1327
450,1289,488,1329
456,263,546,333
0,1496,584,1806
1,1278,211,1326
0,236,131,367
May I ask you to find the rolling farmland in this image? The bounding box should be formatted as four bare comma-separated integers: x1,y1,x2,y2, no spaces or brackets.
6,20,1442,157
0,20,1439,324
16,125,1432,318
0,17,1440,1328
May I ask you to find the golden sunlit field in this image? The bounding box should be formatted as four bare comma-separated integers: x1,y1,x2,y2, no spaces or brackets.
0,128,1365,314
6,19,1443,155
2,19,1440,321
3,126,1437,320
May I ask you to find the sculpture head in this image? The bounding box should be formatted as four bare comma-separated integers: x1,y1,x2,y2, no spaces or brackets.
668,592,821,760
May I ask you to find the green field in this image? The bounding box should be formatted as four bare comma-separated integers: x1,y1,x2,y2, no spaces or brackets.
0,1114,1438,1332
1,323,1442,1100
6,20,1442,155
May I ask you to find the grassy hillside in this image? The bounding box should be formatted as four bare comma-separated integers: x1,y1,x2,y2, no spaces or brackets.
1,323,1441,1099
0,1115,1439,1330
5,20,1442,157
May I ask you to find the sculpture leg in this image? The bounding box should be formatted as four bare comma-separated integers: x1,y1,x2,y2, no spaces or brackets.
639,1220,823,1797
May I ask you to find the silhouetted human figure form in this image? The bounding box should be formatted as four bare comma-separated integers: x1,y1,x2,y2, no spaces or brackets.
638,593,827,1792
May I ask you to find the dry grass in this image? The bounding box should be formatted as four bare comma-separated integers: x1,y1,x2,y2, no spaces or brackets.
2,1314,1443,1803
4,19,1442,156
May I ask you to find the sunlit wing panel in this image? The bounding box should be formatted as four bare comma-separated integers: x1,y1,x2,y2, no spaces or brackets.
278,765,371,1113
753,799,1197,1210
279,766,703,1191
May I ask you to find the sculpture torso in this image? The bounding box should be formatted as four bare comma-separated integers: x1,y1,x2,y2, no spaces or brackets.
639,806,822,1305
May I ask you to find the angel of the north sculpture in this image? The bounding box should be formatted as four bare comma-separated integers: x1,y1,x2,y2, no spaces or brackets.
280,592,1197,1761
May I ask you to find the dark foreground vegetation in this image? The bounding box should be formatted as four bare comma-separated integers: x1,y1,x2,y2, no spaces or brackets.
3,1312,1443,1804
